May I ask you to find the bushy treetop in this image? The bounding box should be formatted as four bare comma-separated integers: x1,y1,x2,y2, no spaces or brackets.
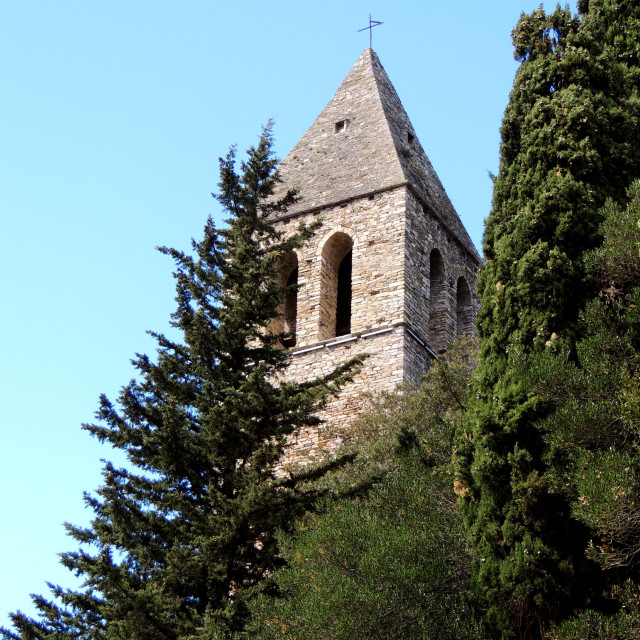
456,4,640,638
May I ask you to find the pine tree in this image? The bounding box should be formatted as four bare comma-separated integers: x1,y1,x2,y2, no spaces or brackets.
454,3,640,638
2,124,360,640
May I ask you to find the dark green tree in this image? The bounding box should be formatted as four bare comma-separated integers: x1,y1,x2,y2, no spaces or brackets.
248,338,487,640
454,3,640,638
2,125,360,640
523,183,640,639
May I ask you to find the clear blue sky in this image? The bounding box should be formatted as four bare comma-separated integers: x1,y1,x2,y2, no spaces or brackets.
1,0,577,626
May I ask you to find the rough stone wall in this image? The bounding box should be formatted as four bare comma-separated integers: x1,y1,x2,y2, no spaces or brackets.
403,330,434,386
270,185,478,465
271,187,409,464
273,187,407,348
404,188,478,354
267,48,480,463
278,326,405,469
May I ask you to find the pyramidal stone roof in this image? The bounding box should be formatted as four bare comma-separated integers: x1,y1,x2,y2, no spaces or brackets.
278,49,479,260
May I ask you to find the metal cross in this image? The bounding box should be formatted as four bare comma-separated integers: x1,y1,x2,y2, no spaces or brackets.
358,14,383,49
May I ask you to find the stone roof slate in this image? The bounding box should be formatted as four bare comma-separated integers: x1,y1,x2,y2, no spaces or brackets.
277,49,479,260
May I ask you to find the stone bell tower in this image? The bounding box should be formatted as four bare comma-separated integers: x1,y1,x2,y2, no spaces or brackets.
273,49,480,459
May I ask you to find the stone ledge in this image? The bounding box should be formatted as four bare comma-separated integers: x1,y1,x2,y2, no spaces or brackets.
290,321,437,359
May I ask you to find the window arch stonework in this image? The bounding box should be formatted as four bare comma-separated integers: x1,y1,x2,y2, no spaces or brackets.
456,276,474,337
273,252,299,347
429,248,449,353
318,231,354,341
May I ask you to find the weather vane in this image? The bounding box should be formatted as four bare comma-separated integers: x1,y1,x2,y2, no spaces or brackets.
358,14,383,49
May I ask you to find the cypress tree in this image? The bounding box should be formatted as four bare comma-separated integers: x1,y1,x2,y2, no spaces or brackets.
2,124,360,640
454,3,640,638
522,182,640,639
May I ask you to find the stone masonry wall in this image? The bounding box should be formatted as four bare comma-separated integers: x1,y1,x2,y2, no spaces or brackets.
404,188,478,354
270,184,478,465
266,49,480,466
278,326,405,469
403,330,434,386
273,187,407,347
272,187,410,464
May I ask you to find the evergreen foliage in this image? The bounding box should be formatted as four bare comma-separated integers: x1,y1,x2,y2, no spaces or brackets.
2,125,361,640
521,182,640,638
548,583,640,640
455,3,640,638
248,338,486,640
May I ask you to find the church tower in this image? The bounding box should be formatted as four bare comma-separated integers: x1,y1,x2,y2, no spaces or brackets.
273,49,480,459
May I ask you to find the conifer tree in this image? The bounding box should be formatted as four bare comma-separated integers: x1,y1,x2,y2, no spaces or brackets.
2,124,360,640
454,3,640,638
523,182,640,639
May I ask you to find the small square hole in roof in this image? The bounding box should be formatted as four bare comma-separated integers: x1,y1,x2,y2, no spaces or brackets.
334,119,348,133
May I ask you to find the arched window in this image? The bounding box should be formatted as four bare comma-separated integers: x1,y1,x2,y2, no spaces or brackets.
429,249,447,353
283,265,299,347
335,250,352,336
319,232,353,340
274,252,298,347
456,276,473,337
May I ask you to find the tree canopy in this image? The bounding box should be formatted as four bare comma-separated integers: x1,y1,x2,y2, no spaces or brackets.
455,3,640,638
527,182,640,639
